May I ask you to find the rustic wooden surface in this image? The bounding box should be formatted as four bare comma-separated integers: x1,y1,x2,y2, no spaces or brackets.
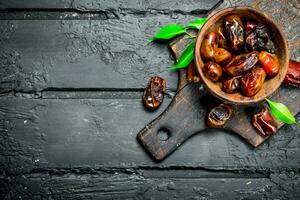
137,71,300,160
0,0,299,199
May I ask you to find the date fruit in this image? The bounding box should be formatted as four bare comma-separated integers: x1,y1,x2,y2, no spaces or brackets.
264,39,276,54
224,52,259,76
255,24,269,38
283,60,300,87
259,51,279,76
204,61,223,82
224,15,244,51
254,24,276,53
222,76,240,94
245,31,257,52
207,104,233,128
245,21,257,34
245,24,276,53
214,48,231,64
241,67,266,97
201,31,231,64
245,21,258,52
252,107,278,137
143,76,166,111
200,32,218,60
216,27,228,49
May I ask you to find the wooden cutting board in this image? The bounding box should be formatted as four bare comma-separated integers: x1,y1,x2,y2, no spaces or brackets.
137,33,300,161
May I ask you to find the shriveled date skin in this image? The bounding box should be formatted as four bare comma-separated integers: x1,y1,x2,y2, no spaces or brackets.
222,76,240,94
283,60,300,87
255,24,276,53
241,67,266,97
207,104,233,128
224,52,259,76
143,76,166,111
216,27,228,49
200,32,231,64
244,22,257,52
245,24,276,53
245,21,257,34
203,61,223,82
252,107,278,137
224,15,244,51
245,31,257,52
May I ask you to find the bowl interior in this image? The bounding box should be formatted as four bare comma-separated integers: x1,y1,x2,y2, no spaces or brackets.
195,7,289,105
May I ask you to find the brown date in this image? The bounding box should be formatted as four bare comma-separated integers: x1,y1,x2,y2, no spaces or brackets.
203,61,223,82
245,31,257,52
216,27,228,49
224,52,259,76
283,60,300,87
200,32,218,60
241,67,266,97
200,32,231,64
255,24,276,53
214,48,231,64
222,76,240,94
245,21,257,34
224,15,244,51
258,51,279,77
143,76,166,111
207,104,233,128
252,107,278,137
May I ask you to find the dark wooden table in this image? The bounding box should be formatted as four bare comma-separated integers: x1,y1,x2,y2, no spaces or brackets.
0,0,299,199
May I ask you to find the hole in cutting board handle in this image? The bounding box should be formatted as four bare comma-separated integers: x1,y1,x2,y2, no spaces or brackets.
157,128,170,141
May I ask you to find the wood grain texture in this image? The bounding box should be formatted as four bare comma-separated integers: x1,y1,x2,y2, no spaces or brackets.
0,16,185,92
137,81,300,160
0,96,299,172
0,0,222,12
137,82,206,160
2,171,298,200
0,0,299,199
0,95,299,199
138,13,298,160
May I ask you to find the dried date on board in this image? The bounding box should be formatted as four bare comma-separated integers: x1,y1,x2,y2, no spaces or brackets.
252,107,278,136
143,76,166,111
207,104,233,128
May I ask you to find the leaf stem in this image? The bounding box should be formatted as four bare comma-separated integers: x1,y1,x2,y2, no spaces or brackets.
185,31,194,38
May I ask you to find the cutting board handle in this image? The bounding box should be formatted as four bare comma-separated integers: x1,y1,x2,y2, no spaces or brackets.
137,81,207,161
136,104,178,161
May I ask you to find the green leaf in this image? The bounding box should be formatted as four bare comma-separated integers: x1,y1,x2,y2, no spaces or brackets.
150,24,187,42
169,40,195,70
265,98,297,124
187,18,207,30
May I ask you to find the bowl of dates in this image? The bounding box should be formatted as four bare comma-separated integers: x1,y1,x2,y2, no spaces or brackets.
195,7,289,105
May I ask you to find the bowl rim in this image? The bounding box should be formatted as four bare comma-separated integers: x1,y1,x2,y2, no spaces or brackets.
195,6,289,105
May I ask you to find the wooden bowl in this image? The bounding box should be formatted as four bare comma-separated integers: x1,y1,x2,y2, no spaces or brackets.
195,7,289,105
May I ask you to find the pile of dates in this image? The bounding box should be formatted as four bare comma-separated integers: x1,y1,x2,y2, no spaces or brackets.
201,15,279,97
